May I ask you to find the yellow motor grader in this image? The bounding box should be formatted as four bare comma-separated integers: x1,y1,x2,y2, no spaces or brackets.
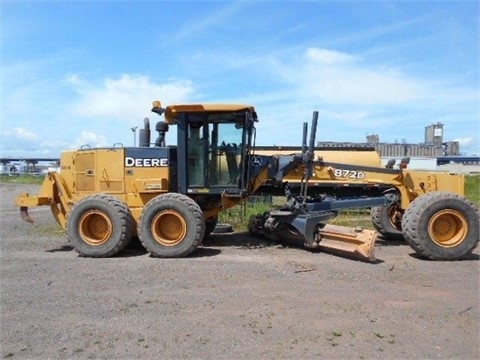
15,101,479,262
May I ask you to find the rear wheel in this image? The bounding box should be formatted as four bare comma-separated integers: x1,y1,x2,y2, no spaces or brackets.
213,223,234,233
138,193,205,257
371,204,404,240
205,216,218,238
67,194,133,257
402,192,479,260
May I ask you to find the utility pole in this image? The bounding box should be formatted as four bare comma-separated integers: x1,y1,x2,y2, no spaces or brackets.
131,127,138,147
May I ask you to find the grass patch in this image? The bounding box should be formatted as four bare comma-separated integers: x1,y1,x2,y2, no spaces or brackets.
330,209,373,229
218,199,274,232
0,174,45,184
465,175,479,206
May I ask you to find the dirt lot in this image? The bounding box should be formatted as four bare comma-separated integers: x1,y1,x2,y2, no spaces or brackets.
1,183,479,359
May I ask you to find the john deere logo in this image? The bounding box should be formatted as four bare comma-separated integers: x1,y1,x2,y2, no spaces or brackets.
125,157,168,167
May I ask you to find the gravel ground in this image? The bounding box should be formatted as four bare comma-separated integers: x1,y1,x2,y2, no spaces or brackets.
1,183,479,360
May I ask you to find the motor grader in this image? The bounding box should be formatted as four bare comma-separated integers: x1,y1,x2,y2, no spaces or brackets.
15,101,479,262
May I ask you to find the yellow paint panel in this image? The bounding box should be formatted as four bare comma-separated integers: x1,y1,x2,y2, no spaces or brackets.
133,178,169,193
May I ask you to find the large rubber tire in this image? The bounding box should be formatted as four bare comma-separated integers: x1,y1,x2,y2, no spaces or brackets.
67,194,133,257
402,192,480,260
138,193,205,257
371,205,404,240
205,216,218,237
213,223,234,233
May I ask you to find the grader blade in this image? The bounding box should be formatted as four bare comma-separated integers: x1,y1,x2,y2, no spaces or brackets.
316,224,377,262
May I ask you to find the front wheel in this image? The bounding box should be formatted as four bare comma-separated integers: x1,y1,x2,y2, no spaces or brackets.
402,192,479,260
138,193,205,257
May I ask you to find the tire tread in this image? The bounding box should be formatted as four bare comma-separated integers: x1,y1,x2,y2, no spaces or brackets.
402,192,480,260
67,194,133,257
138,193,205,257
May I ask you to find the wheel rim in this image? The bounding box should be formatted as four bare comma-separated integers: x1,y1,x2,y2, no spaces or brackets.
388,206,402,231
79,210,113,246
428,209,468,247
151,210,187,246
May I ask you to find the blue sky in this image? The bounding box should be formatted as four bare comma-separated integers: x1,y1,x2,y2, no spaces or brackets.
1,0,479,158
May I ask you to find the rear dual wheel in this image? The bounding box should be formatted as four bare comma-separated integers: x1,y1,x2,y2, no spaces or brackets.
371,204,404,240
67,194,134,257
205,216,218,238
402,192,479,260
138,193,205,257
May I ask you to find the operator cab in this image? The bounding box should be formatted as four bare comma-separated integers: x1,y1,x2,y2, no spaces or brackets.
153,102,257,195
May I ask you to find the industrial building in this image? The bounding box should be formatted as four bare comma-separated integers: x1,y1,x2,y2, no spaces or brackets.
319,122,460,157
318,123,478,173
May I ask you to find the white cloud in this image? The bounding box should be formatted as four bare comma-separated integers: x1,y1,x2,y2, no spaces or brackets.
454,136,479,155
9,128,38,141
1,128,68,157
454,136,474,147
299,47,422,104
38,139,71,152
73,131,108,148
305,48,358,65
66,74,194,122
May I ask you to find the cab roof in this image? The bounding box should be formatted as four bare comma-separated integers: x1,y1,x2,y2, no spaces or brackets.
164,104,255,124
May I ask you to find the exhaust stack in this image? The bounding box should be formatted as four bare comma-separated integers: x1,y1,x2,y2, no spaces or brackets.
138,118,151,147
